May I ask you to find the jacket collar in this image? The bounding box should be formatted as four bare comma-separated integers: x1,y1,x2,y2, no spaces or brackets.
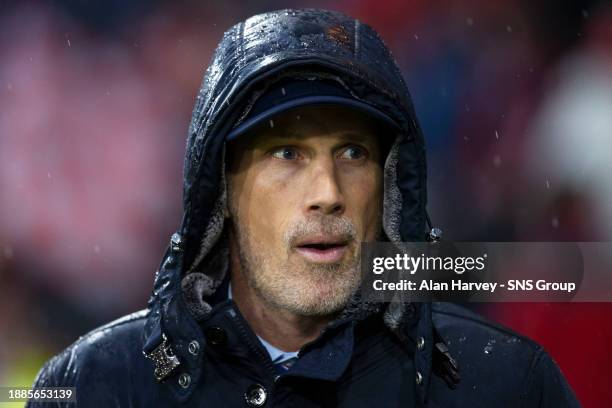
142,238,207,403
142,237,436,404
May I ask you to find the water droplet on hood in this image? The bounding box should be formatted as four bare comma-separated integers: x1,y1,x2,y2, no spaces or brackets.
483,339,496,355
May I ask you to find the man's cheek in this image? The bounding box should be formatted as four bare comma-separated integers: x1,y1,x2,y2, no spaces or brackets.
248,203,283,246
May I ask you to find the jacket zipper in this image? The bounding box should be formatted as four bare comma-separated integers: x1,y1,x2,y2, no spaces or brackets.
227,305,280,383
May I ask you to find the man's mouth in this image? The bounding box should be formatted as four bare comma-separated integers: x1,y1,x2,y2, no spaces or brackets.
294,236,350,263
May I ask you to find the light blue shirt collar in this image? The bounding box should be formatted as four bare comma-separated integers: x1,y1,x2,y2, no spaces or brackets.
228,282,299,363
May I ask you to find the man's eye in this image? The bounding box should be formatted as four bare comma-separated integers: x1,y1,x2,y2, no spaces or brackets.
339,145,367,160
271,147,300,160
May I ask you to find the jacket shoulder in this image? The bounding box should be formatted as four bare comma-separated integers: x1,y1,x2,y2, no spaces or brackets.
432,302,539,346
430,303,579,407
29,310,149,404
431,302,542,384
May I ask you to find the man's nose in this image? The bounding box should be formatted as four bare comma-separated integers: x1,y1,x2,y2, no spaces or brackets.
303,158,345,216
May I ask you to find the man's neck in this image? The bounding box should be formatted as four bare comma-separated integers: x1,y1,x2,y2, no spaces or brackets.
229,269,335,352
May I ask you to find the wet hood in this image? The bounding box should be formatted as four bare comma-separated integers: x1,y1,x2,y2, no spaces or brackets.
144,6,431,380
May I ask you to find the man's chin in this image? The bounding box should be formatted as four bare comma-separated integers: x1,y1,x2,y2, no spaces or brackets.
272,279,359,316
282,297,350,316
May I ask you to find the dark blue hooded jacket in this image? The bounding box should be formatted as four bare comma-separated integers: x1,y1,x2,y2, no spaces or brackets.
28,8,579,408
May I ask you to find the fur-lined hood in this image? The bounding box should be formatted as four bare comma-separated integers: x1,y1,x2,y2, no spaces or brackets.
143,7,433,396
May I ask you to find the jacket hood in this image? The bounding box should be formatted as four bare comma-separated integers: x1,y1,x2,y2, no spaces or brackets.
143,8,436,399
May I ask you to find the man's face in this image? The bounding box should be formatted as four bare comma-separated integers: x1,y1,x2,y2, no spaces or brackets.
226,104,386,316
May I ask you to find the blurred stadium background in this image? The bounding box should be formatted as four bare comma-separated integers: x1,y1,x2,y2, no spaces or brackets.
1,0,611,406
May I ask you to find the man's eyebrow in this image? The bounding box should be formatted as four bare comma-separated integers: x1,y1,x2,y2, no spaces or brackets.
337,131,378,143
262,130,377,142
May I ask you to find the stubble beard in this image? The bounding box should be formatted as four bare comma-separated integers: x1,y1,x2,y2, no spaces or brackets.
230,215,363,317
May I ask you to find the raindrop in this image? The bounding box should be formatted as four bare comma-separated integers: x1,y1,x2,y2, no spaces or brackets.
67,39,71,47
413,34,419,40
47,171,52,179
545,179,551,189
106,90,111,96
506,25,513,33
7,83,13,91
269,119,274,128
93,245,101,254
281,87,286,96
296,114,301,120
483,339,496,355
493,155,502,167
582,10,589,19
494,130,500,140
458,335,467,343
3,246,13,259
551,217,560,229
466,17,474,26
